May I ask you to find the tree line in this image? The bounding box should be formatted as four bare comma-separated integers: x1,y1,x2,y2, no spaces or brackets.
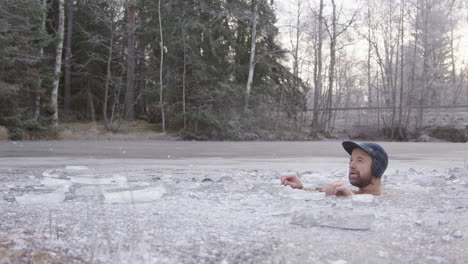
0,0,467,140
1,0,306,140
284,0,468,140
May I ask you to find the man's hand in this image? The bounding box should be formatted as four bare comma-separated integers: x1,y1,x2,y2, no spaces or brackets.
323,180,353,196
280,173,304,189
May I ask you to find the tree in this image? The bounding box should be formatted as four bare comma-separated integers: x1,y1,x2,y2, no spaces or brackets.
125,0,136,120
63,0,75,118
34,0,48,121
102,4,118,131
0,0,56,139
415,0,452,128
321,0,357,134
71,0,127,130
158,0,165,131
364,0,409,139
1,0,310,140
284,0,309,129
366,0,372,109
397,0,406,139
311,0,324,133
245,0,258,112
51,0,65,126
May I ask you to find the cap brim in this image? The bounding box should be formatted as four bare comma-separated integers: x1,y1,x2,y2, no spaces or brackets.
342,141,362,155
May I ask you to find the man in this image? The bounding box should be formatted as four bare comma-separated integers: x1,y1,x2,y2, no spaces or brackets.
280,141,388,196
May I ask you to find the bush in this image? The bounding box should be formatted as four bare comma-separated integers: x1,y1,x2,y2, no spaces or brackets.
8,127,24,141
382,126,408,141
428,127,467,142
0,106,58,140
178,108,275,141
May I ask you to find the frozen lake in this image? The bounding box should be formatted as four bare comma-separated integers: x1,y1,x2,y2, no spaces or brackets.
0,141,467,263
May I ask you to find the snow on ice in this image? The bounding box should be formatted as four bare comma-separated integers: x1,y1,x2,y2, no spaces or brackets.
0,141,466,263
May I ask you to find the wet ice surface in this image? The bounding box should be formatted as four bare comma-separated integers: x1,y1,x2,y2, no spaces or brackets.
0,141,467,263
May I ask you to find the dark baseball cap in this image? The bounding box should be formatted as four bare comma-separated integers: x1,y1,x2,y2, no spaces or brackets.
342,141,388,178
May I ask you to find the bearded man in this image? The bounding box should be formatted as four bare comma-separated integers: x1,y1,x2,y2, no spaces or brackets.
280,141,389,196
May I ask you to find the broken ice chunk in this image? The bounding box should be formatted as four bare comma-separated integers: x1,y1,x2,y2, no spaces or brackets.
329,260,348,264
352,194,374,204
65,166,89,171
16,191,66,205
103,187,166,204
70,173,127,186
41,169,64,178
40,177,71,192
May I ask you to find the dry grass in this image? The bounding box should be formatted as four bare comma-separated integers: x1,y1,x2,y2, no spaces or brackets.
0,122,173,141
0,236,90,264
0,126,8,140
59,121,173,140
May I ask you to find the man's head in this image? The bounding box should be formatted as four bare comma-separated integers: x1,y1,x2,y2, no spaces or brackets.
342,141,388,188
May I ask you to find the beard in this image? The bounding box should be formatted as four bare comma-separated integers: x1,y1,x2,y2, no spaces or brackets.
348,171,372,188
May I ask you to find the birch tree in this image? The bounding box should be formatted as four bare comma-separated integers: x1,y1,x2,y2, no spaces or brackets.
51,0,65,126
159,0,165,131
245,0,258,112
311,0,324,133
64,0,75,118
34,0,47,120
286,0,309,129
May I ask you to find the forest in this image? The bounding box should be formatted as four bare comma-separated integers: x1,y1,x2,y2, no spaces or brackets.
1,0,467,140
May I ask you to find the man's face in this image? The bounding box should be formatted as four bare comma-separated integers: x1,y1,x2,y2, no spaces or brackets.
348,148,374,188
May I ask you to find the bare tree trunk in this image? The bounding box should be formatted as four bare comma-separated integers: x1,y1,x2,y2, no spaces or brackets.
87,79,96,122
449,0,457,105
51,0,65,127
137,42,146,116
182,24,187,129
292,0,303,130
34,0,47,120
292,0,302,92
245,0,258,112
311,0,323,132
367,1,372,108
398,0,405,139
110,76,125,132
326,0,337,134
125,0,136,120
103,15,114,130
377,68,381,130
320,0,356,134
418,0,429,129
390,0,398,140
136,0,146,118
34,88,41,120
390,3,399,140
466,69,468,105
276,88,284,130
159,0,165,131
405,0,420,130
64,0,74,119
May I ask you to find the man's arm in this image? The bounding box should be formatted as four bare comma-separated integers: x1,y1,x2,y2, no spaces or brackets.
323,180,353,196
280,174,352,196
280,173,304,189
